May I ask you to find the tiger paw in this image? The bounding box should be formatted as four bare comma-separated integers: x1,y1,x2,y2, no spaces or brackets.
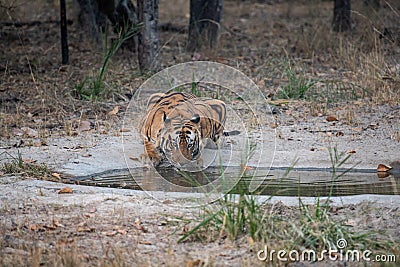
139,152,161,167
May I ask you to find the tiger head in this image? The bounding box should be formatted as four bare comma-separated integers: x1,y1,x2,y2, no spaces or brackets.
160,112,204,168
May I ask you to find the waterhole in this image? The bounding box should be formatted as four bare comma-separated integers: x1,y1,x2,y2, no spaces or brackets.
64,166,399,197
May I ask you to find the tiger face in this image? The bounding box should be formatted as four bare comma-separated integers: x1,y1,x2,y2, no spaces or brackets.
139,92,226,169
161,113,203,167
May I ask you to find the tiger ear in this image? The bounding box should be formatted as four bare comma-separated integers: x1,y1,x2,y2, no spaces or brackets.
190,114,200,124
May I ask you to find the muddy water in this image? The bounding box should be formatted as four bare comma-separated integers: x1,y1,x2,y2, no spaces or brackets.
66,166,399,197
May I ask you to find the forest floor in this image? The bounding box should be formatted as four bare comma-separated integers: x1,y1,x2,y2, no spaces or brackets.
1,0,400,266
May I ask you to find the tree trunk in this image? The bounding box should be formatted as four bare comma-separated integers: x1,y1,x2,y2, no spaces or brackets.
137,0,160,73
187,0,223,52
98,0,138,51
98,0,138,34
332,0,351,32
76,0,107,40
77,0,138,43
60,0,69,64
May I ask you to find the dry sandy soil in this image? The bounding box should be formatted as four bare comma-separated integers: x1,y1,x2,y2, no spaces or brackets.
1,0,400,266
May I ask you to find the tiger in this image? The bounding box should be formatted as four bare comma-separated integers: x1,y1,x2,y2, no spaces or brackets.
139,91,226,168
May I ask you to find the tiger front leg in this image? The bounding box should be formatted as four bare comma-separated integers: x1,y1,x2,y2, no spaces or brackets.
140,140,162,166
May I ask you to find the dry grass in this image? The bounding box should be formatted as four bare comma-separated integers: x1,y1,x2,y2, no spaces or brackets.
1,195,398,266
0,151,53,179
217,1,399,104
1,0,399,139
1,0,400,265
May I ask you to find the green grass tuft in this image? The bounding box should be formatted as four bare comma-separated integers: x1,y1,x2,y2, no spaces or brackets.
74,24,140,100
277,59,316,100
0,151,52,178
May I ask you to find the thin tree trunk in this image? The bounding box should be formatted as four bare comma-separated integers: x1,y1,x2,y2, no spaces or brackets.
76,0,107,39
98,0,138,52
333,0,351,32
77,0,138,39
98,0,138,34
60,0,69,65
137,0,160,73
187,0,223,52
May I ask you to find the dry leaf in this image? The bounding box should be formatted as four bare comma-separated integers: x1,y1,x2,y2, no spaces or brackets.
89,207,97,213
129,156,139,161
78,120,91,132
13,128,23,136
43,224,57,230
255,79,265,89
377,172,390,179
58,187,73,194
241,164,253,171
51,173,61,179
108,106,119,116
103,230,117,236
77,226,94,232
22,158,37,164
33,141,43,147
53,219,64,228
63,144,87,150
326,116,338,122
191,52,201,61
377,164,392,172
134,219,146,232
248,236,255,245
269,123,278,129
216,57,227,63
77,221,87,227
21,127,38,137
29,224,41,231
77,221,95,232
102,227,127,236
117,229,127,235
120,128,131,132
347,150,356,154
162,199,173,205
186,259,204,267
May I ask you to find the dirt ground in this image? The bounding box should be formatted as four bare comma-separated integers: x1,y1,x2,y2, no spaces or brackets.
0,176,399,266
1,0,400,266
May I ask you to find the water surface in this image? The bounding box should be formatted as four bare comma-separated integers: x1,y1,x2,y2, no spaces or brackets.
66,166,399,197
